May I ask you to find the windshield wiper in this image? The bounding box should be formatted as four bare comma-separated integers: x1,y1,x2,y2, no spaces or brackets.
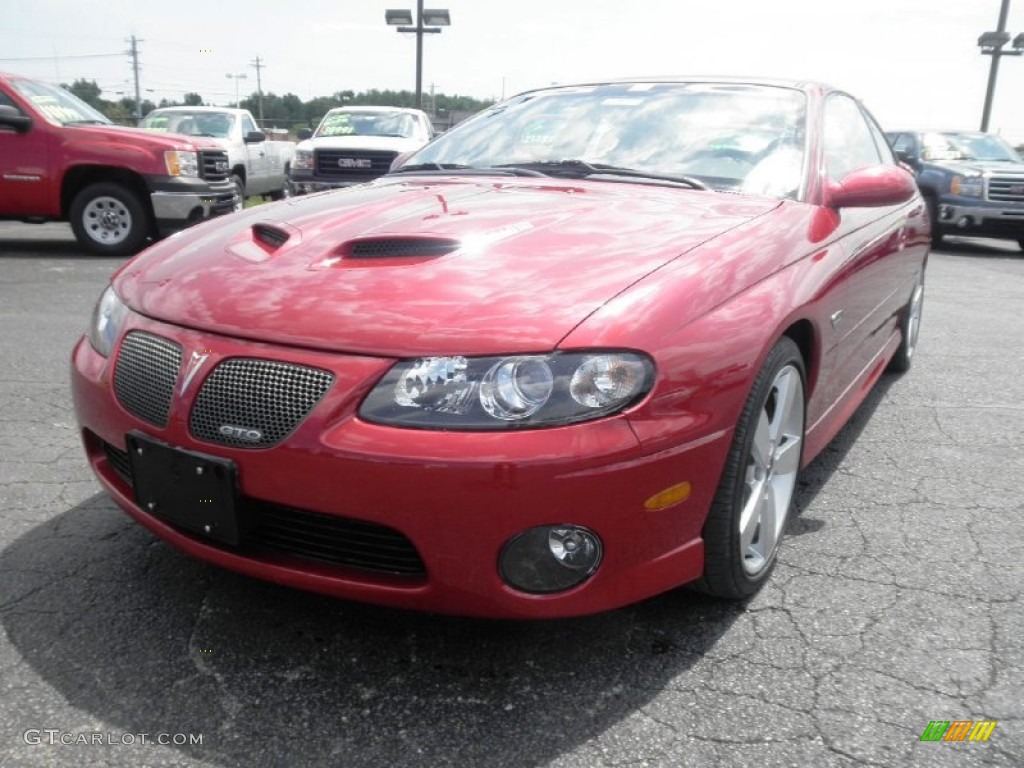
492,160,709,190
389,163,546,177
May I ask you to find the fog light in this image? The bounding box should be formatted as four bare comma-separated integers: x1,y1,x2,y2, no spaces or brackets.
499,525,603,593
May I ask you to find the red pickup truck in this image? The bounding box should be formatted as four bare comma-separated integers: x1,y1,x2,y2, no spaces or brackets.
0,73,238,255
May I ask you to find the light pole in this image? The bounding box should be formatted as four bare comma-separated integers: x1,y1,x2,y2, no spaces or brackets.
978,0,1024,131
225,73,248,109
385,2,451,110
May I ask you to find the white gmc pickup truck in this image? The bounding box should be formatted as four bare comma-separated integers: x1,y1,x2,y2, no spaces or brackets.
139,106,295,202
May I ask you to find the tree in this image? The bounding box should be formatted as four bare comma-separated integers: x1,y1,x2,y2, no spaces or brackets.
63,79,104,111
183,92,203,106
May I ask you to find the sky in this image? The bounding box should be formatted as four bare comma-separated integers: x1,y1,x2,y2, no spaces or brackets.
2,0,1024,141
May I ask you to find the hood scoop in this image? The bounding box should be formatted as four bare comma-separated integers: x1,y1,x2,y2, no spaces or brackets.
252,223,291,250
346,237,461,259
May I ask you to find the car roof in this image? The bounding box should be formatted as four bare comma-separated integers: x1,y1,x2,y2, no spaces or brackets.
513,76,833,96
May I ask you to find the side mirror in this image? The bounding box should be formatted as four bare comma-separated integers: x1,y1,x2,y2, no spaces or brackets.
828,165,917,209
297,128,313,141
244,130,266,143
0,104,31,133
893,148,914,165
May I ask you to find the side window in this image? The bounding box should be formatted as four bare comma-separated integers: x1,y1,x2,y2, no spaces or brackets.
241,114,258,136
823,93,882,182
891,133,913,153
0,90,17,109
865,115,896,164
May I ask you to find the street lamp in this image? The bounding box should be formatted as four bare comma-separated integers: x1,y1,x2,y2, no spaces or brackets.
225,73,248,109
385,2,451,110
978,0,1023,132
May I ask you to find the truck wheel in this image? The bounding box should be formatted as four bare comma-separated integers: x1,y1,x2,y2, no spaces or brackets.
70,182,150,256
231,175,245,211
924,196,943,246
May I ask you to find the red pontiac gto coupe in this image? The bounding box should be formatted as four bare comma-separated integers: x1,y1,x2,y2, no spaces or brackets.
71,79,928,618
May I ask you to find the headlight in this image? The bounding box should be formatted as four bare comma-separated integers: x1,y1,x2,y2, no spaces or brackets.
88,285,129,357
360,352,653,429
164,150,199,177
950,174,983,197
292,149,314,171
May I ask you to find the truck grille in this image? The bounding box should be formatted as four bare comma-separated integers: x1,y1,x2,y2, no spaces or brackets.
113,332,183,427
189,358,334,448
100,440,426,577
200,149,231,182
314,149,398,181
987,175,1024,204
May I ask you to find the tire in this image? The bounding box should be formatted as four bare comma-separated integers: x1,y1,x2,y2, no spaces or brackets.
924,196,943,245
1018,239,1024,252
231,174,245,211
69,182,150,256
694,337,806,599
887,266,925,373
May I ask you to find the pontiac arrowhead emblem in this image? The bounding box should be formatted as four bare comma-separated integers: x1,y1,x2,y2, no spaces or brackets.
180,350,210,395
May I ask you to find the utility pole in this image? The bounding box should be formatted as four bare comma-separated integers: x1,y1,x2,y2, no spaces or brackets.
126,35,143,123
251,56,265,125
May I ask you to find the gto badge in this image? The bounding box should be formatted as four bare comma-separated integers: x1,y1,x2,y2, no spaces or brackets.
338,157,372,169
219,425,263,442
180,350,210,395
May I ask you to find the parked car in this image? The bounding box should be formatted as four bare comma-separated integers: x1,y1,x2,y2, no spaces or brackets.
887,130,1024,250
289,105,433,194
0,73,237,255
71,78,928,618
139,106,295,203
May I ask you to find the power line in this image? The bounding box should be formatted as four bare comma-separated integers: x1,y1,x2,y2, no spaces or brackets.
0,52,123,61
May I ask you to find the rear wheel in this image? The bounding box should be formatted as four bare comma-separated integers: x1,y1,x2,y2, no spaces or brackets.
69,182,149,256
695,337,806,599
888,267,926,373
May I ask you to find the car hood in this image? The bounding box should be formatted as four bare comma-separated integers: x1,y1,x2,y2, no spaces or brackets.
297,135,426,153
116,177,781,356
930,159,1024,175
70,123,223,151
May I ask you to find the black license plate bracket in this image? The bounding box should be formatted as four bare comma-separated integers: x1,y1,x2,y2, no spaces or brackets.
126,431,241,546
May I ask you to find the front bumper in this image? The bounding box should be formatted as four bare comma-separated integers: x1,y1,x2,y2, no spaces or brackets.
287,171,382,195
70,315,729,618
147,176,239,236
937,198,1024,240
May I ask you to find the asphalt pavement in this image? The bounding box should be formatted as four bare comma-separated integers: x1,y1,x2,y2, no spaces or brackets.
0,221,1021,767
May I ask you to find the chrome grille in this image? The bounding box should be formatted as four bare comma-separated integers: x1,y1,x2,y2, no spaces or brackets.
113,332,182,427
189,358,334,448
200,149,230,182
314,149,397,180
986,175,1024,203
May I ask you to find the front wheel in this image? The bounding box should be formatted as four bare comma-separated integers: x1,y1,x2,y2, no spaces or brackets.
887,267,926,373
924,196,943,246
69,182,150,256
695,337,806,599
231,174,245,211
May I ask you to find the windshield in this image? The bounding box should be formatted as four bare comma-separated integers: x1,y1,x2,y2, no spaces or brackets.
942,132,1021,163
406,82,808,198
9,78,110,126
139,111,235,138
315,110,418,139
